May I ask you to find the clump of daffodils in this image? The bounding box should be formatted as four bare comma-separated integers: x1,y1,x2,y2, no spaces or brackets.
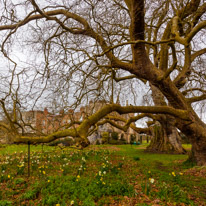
171,172,176,177
76,175,80,181
149,178,155,184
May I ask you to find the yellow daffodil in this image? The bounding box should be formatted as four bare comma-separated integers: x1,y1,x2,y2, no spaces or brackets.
172,172,176,176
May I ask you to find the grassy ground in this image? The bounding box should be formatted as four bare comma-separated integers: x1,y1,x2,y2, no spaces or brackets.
0,143,205,206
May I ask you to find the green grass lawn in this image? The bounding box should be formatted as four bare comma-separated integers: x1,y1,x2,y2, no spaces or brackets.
0,144,205,206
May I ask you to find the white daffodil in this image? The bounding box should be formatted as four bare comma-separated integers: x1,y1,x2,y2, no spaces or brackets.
149,178,155,184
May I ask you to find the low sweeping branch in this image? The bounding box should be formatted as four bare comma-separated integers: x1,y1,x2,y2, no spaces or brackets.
13,104,189,144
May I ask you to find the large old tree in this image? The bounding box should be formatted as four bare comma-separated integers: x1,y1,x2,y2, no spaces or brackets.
0,0,206,165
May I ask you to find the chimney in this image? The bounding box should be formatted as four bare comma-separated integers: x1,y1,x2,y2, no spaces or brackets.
59,109,64,115
44,108,48,116
80,106,85,112
126,100,128,106
68,109,74,114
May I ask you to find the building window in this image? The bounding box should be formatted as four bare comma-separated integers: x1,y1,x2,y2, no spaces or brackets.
42,120,46,126
26,116,32,122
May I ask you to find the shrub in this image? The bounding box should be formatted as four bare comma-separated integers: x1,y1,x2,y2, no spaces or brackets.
130,134,136,142
109,139,126,145
96,139,101,145
101,132,110,144
111,132,119,140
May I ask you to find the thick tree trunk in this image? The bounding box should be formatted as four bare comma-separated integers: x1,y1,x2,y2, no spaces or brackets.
188,144,206,166
179,121,206,166
146,122,186,154
152,79,206,165
147,85,186,154
168,127,186,154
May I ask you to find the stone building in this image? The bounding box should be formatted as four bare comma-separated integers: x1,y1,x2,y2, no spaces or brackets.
21,100,138,143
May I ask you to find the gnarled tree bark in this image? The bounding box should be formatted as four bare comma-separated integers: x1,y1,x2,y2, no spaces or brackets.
146,85,186,154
